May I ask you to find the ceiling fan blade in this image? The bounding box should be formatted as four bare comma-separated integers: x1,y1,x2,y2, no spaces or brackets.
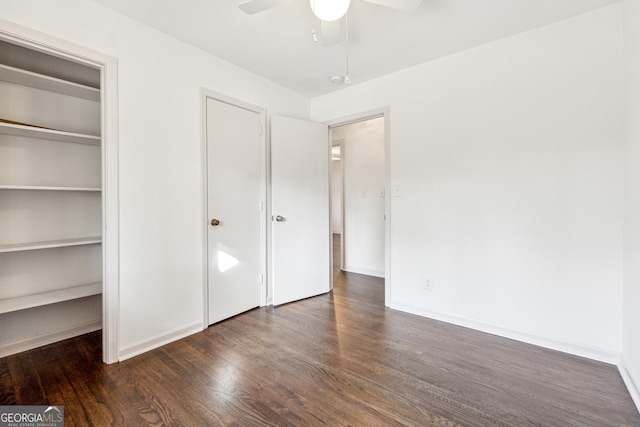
238,0,293,15
363,0,423,12
321,19,342,46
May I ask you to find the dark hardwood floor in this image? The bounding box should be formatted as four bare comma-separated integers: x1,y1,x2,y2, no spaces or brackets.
1,236,639,426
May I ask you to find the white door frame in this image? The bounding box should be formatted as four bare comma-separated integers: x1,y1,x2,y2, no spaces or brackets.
200,89,267,326
325,107,391,306
0,19,121,363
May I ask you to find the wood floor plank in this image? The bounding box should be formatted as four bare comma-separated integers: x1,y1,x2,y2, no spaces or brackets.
1,239,639,426
0,358,16,405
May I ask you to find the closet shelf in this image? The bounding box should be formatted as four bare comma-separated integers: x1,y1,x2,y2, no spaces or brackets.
0,64,100,101
0,237,102,254
0,282,102,314
0,121,101,145
0,185,101,192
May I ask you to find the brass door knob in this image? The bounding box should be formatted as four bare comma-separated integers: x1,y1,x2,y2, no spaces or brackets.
211,218,220,226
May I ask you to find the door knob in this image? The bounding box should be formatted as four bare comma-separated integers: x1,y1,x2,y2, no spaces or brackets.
274,215,285,222
210,218,220,226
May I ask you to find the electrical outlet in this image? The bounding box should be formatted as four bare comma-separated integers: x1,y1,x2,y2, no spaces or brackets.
423,276,434,291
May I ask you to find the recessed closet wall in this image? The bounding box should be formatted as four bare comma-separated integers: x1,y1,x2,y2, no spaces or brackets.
0,39,103,357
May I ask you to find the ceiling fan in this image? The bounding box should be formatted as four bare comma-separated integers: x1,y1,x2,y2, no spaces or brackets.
238,0,423,46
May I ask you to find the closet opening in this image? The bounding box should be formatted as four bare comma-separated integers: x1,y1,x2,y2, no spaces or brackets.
0,25,119,363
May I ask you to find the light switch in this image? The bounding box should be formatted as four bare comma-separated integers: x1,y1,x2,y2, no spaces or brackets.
392,184,402,197
361,188,367,198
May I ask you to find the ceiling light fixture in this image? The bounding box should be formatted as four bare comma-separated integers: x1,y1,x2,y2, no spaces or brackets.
310,0,351,22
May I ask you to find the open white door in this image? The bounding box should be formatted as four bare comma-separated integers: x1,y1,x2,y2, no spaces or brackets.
207,97,263,324
271,115,331,305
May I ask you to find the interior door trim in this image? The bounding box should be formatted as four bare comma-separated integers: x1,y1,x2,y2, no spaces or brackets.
200,89,267,327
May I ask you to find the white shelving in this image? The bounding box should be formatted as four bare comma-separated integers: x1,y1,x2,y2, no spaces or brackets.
0,121,101,145
0,39,103,357
0,237,102,254
0,282,102,314
0,185,101,192
0,64,100,101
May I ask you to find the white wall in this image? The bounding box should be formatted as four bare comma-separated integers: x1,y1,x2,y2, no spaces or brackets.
0,0,310,359
334,118,385,277
622,0,640,409
312,5,624,361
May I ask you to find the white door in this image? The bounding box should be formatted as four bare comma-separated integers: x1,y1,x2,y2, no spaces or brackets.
271,115,331,305
207,97,263,324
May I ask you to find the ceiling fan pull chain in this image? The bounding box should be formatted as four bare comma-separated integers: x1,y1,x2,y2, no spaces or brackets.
311,14,318,42
344,11,351,84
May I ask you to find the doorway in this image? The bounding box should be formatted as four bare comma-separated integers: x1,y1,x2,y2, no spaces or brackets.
327,109,390,304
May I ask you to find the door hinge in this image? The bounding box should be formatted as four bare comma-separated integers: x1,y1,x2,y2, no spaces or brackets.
258,124,263,135
259,201,264,211
259,274,264,285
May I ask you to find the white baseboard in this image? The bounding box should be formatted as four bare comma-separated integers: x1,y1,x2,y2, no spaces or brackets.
389,299,620,364
343,265,385,278
0,320,101,359
619,356,640,412
118,321,203,361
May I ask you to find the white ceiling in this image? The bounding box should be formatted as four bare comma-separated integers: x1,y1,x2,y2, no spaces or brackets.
90,0,619,97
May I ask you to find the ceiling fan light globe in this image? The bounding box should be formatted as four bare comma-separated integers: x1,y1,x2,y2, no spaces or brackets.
310,0,350,22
